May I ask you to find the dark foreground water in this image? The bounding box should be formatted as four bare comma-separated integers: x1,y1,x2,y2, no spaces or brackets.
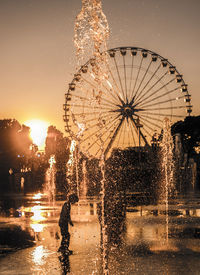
0,192,200,274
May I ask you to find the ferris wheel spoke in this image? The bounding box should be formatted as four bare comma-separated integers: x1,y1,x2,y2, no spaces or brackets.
81,114,121,144
81,75,119,105
101,80,123,105
138,113,163,123
117,118,127,149
131,56,144,100
122,55,128,101
116,119,124,147
71,104,112,111
94,127,117,158
124,120,130,146
101,82,121,105
135,77,176,107
80,117,112,140
104,117,125,157
106,62,124,103
129,116,138,133
140,119,157,133
135,65,166,103
85,114,120,135
72,93,116,108
113,56,126,102
134,60,153,100
83,131,110,155
93,100,115,109
73,110,110,116
94,117,125,157
86,136,101,153
139,96,185,110
105,80,122,104
138,111,185,118
78,112,113,125
139,116,162,130
141,105,187,111
128,55,135,100
94,141,106,158
83,121,110,153
134,63,162,102
80,75,99,90
136,86,180,108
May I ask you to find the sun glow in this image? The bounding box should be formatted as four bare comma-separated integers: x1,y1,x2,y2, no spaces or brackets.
24,119,49,150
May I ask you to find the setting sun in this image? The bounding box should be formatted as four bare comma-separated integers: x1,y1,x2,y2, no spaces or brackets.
24,119,49,150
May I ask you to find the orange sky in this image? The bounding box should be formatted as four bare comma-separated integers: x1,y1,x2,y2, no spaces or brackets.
0,0,199,134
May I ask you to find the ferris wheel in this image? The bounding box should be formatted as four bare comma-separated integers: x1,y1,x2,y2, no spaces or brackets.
63,46,192,159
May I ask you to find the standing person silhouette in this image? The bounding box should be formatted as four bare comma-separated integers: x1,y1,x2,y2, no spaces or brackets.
58,194,79,254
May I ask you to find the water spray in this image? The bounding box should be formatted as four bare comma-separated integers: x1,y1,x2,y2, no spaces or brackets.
74,1,110,272
45,155,56,203
161,118,174,243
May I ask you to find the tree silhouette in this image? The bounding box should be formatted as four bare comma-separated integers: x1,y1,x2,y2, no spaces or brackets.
172,116,200,159
45,125,70,192
0,119,32,190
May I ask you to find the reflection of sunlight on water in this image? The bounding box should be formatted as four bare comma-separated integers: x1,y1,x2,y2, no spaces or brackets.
196,209,200,217
33,193,43,200
150,242,179,252
31,223,45,233
32,245,46,265
32,245,56,269
31,206,46,222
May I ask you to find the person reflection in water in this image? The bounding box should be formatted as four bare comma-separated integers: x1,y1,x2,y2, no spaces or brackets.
58,193,79,255
59,251,71,275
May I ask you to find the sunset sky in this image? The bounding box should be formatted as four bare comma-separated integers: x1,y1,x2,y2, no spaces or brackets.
0,0,199,135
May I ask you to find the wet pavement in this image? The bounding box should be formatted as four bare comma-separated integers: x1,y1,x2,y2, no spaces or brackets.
1,192,200,274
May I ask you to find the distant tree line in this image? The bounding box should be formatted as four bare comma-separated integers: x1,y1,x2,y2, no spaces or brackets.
45,125,70,193
171,115,200,160
0,119,33,191
0,119,70,194
172,115,200,191
0,115,199,195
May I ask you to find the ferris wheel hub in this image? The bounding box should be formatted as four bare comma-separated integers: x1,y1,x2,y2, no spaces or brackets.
114,100,137,119
121,104,135,118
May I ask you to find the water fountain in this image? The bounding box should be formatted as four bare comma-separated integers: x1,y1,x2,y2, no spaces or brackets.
79,160,88,198
74,0,109,67
160,118,175,245
74,1,110,273
66,139,76,193
44,155,56,203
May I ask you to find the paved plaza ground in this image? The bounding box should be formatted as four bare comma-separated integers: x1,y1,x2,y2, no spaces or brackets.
1,194,200,274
